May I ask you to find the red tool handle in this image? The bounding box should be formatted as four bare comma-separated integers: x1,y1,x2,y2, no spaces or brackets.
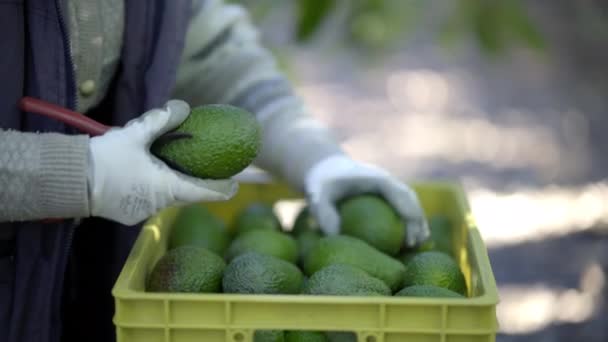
19,96,110,136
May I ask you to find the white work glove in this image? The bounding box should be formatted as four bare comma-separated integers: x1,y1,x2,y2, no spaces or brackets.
88,100,238,226
305,155,429,247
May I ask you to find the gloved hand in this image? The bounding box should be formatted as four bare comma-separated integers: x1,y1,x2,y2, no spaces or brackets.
305,155,429,247
88,99,238,226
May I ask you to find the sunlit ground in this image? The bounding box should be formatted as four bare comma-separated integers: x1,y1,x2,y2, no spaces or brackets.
284,50,608,338
468,183,608,247
295,66,592,183
497,261,605,334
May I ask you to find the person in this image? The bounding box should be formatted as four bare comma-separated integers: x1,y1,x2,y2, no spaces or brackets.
0,1,429,341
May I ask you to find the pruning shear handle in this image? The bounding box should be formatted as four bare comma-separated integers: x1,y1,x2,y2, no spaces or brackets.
19,97,111,136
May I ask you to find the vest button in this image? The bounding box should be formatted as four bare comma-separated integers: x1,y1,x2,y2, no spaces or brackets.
79,80,96,97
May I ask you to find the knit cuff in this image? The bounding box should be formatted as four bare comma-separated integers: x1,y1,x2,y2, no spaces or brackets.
38,134,90,218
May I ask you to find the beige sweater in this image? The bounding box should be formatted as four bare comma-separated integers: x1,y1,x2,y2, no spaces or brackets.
0,0,342,222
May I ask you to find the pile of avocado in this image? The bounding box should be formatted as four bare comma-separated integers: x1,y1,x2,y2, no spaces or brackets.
147,196,467,342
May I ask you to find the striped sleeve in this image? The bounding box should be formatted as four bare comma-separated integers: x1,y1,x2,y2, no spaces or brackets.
172,0,344,189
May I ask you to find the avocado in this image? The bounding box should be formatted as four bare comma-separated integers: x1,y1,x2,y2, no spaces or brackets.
402,251,467,295
255,330,285,342
296,230,322,266
303,264,390,296
395,285,464,298
233,203,282,235
225,230,298,264
222,252,303,294
285,331,328,342
324,332,356,342
301,276,309,292
168,204,229,255
401,214,454,257
291,206,322,265
147,246,225,293
338,195,405,256
400,252,416,269
427,215,454,255
291,206,320,236
152,104,261,179
304,236,405,292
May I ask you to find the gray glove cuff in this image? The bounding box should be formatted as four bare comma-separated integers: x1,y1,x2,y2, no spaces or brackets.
39,133,91,219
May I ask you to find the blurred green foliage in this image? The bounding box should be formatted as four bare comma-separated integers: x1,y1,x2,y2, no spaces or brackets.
231,0,546,57
445,0,546,55
296,0,338,41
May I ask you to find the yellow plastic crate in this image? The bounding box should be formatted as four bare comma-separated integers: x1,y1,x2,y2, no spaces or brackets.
113,181,499,342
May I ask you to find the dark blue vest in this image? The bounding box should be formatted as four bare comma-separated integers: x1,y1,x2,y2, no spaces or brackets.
0,1,192,341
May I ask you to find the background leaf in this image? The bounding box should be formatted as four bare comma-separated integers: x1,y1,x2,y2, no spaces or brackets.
296,0,337,41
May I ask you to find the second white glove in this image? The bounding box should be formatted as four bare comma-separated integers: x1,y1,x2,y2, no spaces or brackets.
305,155,429,248
88,100,238,226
